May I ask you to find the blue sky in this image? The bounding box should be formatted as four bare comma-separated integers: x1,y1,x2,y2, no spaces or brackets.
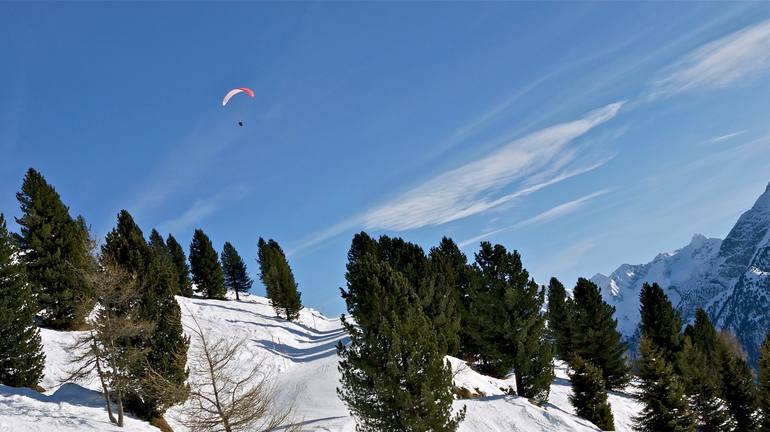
1,2,768,315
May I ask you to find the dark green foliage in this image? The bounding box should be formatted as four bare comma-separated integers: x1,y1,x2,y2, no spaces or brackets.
634,337,695,432
429,238,476,360
15,168,92,329
148,229,166,253
0,214,45,388
220,242,252,301
102,212,189,418
467,242,553,403
547,277,573,360
720,348,759,432
133,246,190,418
189,229,226,300
685,309,721,376
166,235,193,297
568,355,614,431
337,236,464,431
257,238,302,320
758,333,770,431
571,278,630,391
424,237,463,357
373,235,462,357
102,210,151,274
677,337,730,432
639,282,682,364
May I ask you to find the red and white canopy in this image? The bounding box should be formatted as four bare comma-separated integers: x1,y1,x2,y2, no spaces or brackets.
222,87,255,107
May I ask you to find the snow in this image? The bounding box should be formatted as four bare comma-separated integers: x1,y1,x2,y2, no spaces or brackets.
1,293,642,431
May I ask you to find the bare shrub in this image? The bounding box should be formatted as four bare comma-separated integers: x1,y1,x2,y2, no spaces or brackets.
177,312,302,432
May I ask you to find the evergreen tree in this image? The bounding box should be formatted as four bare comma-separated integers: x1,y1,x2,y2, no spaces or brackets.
758,332,770,432
220,242,252,301
132,246,190,419
166,234,193,297
423,237,463,357
102,210,150,275
102,212,189,419
148,229,166,253
685,309,721,377
720,349,759,432
470,242,553,403
429,238,476,360
337,240,464,431
15,168,92,329
0,214,45,388
547,277,573,360
568,355,614,431
571,278,630,391
257,238,302,320
639,282,682,364
634,337,695,432
189,229,226,300
677,337,729,432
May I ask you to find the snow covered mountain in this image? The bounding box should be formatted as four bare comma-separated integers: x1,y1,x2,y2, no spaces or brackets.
0,294,642,432
592,182,770,363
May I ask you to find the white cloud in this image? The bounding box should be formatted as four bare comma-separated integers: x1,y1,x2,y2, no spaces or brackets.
458,188,612,247
361,102,624,231
649,20,770,99
157,185,248,234
703,130,747,145
289,102,623,256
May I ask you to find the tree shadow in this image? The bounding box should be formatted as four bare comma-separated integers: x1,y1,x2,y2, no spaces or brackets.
253,335,350,363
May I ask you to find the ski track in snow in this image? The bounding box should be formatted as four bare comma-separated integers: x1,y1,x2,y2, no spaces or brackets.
1,293,641,431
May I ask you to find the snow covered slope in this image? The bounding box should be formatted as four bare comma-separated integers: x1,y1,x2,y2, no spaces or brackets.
1,294,641,431
592,182,770,363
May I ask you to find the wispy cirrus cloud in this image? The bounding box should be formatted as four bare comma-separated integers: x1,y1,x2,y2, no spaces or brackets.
157,184,248,234
648,19,770,99
361,102,624,231
458,188,613,247
289,102,623,256
702,130,747,145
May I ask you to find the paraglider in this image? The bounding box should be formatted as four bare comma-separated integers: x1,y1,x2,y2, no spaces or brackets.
222,87,255,106
222,87,254,127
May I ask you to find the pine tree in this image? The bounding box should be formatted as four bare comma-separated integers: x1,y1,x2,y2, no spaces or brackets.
102,212,189,419
758,332,770,432
685,309,721,377
149,229,166,253
470,242,553,403
430,238,476,360
423,237,463,357
15,168,92,329
102,210,151,275
571,278,630,391
166,234,193,297
257,238,302,320
376,235,461,357
337,240,464,431
220,242,252,301
569,356,614,431
677,337,729,432
0,214,46,388
132,245,189,419
720,349,759,432
189,229,226,300
634,337,695,432
639,282,682,364
547,277,573,360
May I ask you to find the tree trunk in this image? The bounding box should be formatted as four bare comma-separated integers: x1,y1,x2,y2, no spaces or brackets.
235,290,240,301
117,390,124,427
94,354,116,424
514,365,525,399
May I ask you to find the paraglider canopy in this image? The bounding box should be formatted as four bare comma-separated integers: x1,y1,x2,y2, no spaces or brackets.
222,87,255,107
